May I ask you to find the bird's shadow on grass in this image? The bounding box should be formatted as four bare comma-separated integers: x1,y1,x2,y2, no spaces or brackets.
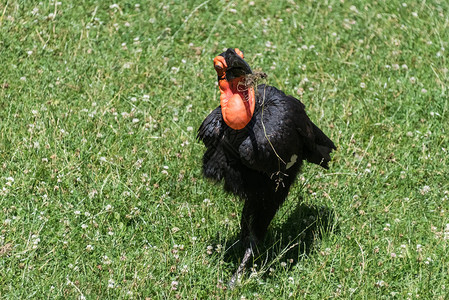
220,200,337,275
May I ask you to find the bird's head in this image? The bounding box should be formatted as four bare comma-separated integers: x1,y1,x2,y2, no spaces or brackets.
214,48,253,81
213,48,255,130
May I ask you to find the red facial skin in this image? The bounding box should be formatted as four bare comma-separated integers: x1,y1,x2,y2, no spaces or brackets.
213,49,255,130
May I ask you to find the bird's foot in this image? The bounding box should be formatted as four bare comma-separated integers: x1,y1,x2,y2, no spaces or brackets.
228,247,253,289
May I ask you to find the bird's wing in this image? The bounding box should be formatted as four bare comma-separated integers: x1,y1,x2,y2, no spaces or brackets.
197,106,223,147
239,85,335,174
289,95,336,168
197,107,229,181
305,119,336,168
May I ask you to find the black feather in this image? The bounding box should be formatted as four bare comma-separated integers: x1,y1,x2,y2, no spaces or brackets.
198,84,335,247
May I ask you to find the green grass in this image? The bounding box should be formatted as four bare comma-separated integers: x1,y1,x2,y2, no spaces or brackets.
1,0,448,298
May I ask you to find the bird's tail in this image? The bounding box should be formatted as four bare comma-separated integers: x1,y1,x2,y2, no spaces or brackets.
305,123,336,169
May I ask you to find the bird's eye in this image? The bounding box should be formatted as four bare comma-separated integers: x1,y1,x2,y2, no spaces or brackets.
213,56,227,70
214,62,224,70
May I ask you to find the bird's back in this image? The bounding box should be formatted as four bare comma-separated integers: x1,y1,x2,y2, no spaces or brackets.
238,84,335,173
198,84,335,193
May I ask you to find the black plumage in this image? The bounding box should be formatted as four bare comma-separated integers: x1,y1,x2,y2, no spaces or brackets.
197,48,335,286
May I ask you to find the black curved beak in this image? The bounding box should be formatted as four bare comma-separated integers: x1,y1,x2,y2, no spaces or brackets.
220,48,252,81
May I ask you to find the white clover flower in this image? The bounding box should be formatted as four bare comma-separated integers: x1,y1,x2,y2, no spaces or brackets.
102,255,112,265
32,236,41,249
420,185,431,194
375,280,386,287
5,177,14,186
206,245,213,255
108,278,115,288
349,5,358,13
181,265,189,274
171,280,178,290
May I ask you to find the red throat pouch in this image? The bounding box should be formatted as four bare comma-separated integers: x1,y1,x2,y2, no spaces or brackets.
219,77,255,130
213,55,255,130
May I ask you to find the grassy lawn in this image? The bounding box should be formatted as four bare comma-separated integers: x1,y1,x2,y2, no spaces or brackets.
1,0,448,298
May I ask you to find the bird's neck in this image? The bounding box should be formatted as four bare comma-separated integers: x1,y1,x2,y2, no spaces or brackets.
219,77,255,130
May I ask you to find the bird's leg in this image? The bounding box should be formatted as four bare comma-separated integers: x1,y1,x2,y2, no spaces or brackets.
228,192,287,288
228,200,258,289
228,245,253,289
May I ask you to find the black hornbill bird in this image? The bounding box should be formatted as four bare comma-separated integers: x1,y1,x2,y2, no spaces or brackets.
197,48,336,286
